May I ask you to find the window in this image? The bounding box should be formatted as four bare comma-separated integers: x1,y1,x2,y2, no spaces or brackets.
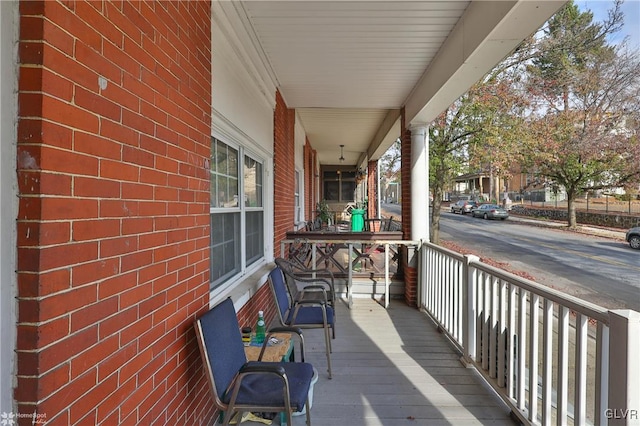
210,138,264,289
323,170,355,202
294,170,301,223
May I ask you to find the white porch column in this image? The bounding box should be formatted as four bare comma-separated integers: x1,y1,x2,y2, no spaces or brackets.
607,310,640,425
410,123,429,242
1,0,18,415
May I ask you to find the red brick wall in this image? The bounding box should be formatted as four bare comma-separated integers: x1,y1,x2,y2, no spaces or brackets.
304,139,319,222
400,109,417,306
16,2,213,424
236,283,276,331
273,90,296,249
367,160,378,219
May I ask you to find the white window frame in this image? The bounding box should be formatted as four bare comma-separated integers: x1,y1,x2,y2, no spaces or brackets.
210,136,266,291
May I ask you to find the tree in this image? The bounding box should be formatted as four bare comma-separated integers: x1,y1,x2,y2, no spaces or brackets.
379,138,401,203
429,94,481,244
522,0,640,227
429,69,531,243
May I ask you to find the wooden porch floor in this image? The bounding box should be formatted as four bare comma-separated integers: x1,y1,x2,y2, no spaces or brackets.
275,298,517,426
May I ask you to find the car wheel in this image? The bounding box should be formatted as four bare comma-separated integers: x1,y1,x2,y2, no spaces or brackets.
483,213,488,220
500,218,506,221
630,235,640,250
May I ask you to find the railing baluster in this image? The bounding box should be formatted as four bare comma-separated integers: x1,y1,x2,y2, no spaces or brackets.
542,299,553,426
529,293,540,422
498,279,507,388
482,272,490,371
476,269,483,362
347,243,353,308
453,258,460,341
595,322,609,426
489,276,498,379
429,250,435,315
384,243,389,309
575,313,588,425
507,284,517,399
311,243,317,270
518,289,527,411
557,305,569,425
441,255,447,329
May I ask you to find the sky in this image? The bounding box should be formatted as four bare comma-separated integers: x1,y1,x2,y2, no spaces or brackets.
576,0,640,50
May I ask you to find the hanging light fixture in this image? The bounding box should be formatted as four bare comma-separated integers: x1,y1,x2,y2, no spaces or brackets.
339,144,345,163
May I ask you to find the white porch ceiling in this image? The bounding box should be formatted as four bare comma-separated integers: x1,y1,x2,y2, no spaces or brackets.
236,1,565,166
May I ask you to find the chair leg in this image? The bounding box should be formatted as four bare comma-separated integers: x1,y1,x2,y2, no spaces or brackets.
305,398,311,425
223,410,240,426
324,325,332,379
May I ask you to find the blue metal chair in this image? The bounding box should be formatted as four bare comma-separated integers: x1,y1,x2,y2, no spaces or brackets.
194,298,314,425
275,257,336,317
269,265,335,379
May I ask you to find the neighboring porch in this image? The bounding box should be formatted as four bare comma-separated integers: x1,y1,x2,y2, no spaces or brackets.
278,298,515,426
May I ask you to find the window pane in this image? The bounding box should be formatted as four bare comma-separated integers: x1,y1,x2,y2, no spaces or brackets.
211,138,239,208
210,212,240,288
244,156,263,207
245,211,263,266
323,171,339,180
341,181,356,201
324,181,339,201
341,171,356,179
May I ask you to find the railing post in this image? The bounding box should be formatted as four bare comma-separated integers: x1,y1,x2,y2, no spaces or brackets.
607,310,640,425
462,254,479,364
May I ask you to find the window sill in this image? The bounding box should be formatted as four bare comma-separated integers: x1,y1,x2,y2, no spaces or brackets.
209,261,273,311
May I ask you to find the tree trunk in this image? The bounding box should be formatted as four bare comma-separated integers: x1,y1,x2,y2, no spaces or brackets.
431,193,442,244
567,195,577,228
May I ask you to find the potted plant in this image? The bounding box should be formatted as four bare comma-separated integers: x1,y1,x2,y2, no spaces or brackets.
316,200,332,226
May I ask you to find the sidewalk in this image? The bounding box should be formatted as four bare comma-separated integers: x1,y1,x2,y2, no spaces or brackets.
507,213,628,240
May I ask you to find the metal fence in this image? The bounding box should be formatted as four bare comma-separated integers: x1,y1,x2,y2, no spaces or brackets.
519,198,640,215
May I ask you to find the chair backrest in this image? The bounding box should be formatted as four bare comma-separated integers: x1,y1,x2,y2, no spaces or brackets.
194,298,247,406
274,258,302,301
268,266,292,324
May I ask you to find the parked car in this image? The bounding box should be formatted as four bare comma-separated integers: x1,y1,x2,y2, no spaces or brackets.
471,204,509,220
626,227,640,250
450,200,479,214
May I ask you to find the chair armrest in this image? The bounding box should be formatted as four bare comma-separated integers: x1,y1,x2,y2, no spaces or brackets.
291,265,334,280
294,298,327,306
268,326,303,337
239,363,286,377
298,287,329,305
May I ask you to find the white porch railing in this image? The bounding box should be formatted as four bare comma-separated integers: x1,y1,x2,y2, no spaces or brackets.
420,242,640,426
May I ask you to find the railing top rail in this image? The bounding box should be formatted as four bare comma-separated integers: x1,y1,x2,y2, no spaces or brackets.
423,241,467,262
474,256,608,324
282,238,422,246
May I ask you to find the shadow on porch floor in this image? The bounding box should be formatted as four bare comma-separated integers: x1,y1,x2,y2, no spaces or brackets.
264,298,517,426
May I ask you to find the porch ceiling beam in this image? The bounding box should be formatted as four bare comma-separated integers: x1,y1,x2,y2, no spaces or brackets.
404,0,566,127
366,109,401,163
